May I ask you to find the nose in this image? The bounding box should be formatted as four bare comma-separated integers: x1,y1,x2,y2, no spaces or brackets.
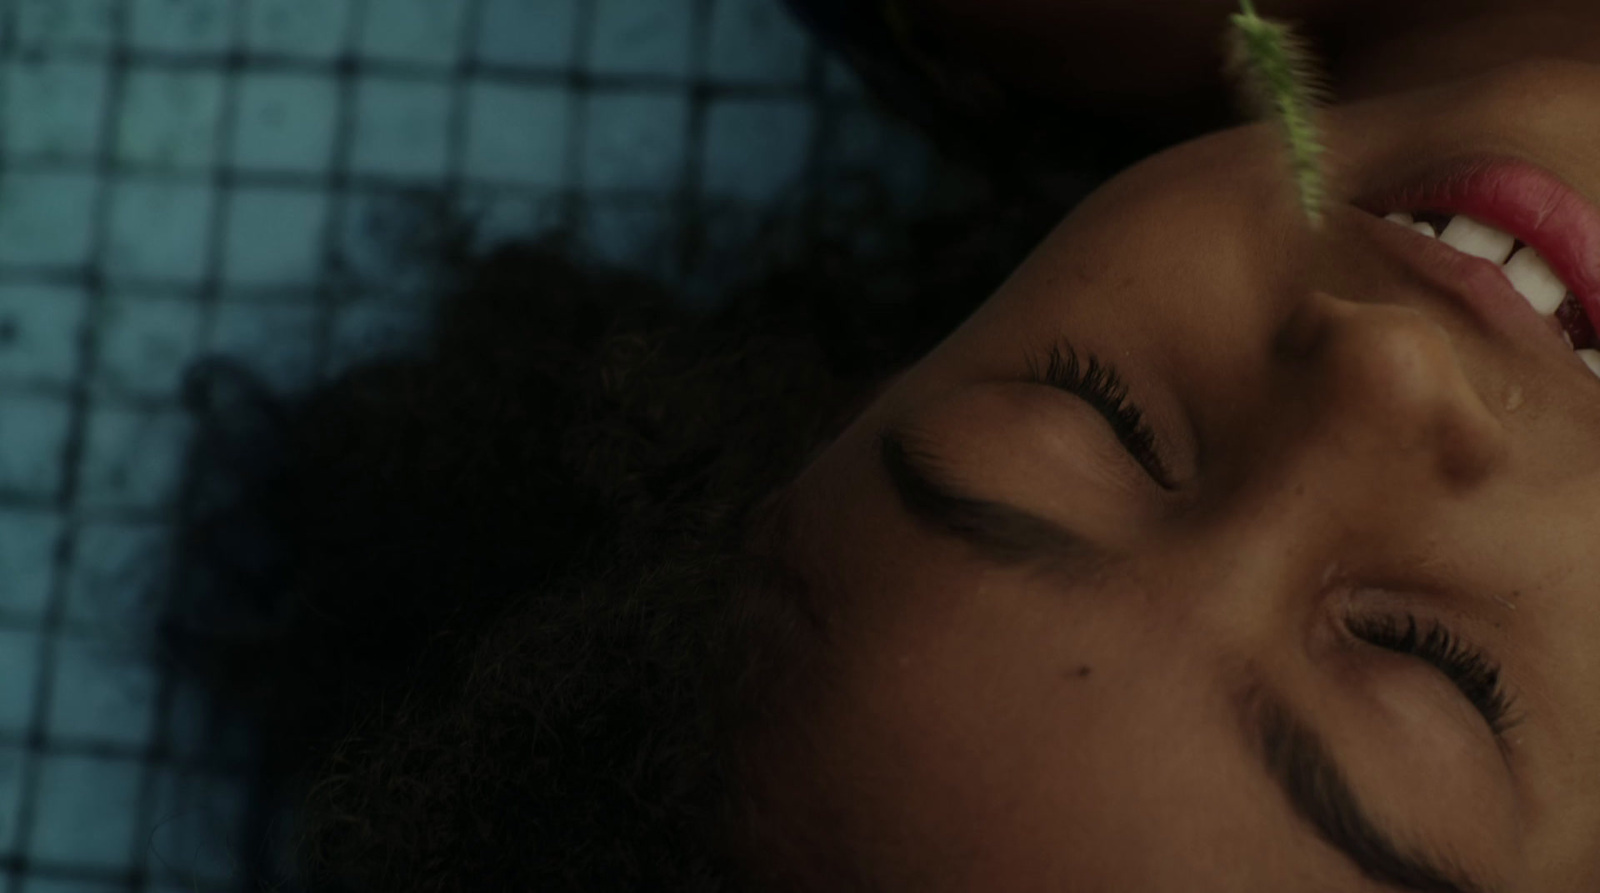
1272,290,1511,489
1168,289,1519,688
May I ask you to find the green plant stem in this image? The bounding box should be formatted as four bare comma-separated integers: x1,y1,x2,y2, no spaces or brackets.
1226,0,1333,230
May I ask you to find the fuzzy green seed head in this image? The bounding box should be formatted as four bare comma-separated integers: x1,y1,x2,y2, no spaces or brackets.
1223,0,1334,230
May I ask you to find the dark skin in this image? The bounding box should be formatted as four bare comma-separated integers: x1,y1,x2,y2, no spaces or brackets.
750,4,1600,891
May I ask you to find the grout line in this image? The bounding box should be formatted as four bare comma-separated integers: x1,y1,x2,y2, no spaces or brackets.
0,158,815,194
676,0,715,292
305,0,363,391
8,0,137,889
439,0,482,268
118,0,262,878
560,0,597,241
0,41,823,92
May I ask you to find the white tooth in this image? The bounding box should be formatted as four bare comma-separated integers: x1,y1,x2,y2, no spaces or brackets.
1438,214,1517,264
1578,349,1600,380
1410,221,1437,238
1385,211,1415,226
1501,246,1567,315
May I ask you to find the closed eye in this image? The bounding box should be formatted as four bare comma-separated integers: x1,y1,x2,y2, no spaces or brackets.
1345,610,1522,745
1024,339,1176,489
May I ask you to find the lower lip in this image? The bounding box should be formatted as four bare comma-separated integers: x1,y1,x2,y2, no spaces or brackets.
1348,205,1573,358
1352,154,1600,341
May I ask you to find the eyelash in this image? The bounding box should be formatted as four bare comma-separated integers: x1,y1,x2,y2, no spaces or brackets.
1024,341,1174,487
1346,611,1520,739
1024,342,1518,739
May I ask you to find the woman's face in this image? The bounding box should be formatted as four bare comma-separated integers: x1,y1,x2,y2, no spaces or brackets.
774,59,1600,892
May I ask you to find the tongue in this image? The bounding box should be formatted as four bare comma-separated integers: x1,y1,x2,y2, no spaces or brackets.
1555,295,1599,350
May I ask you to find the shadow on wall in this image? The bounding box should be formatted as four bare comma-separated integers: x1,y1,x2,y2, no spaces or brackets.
130,175,1069,891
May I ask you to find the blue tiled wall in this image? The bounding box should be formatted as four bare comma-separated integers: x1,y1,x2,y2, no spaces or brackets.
0,0,940,890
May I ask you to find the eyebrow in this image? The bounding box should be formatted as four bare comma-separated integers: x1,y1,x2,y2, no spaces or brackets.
1236,678,1495,893
877,423,1498,893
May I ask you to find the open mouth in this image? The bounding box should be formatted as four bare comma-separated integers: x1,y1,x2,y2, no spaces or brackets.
1376,209,1600,378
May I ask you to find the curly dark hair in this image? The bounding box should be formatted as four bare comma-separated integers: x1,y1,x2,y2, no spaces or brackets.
139,174,1075,893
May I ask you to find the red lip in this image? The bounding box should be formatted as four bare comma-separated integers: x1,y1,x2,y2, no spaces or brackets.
1347,204,1574,361
1352,153,1600,346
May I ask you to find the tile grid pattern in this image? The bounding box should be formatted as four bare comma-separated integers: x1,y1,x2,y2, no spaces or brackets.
0,0,938,890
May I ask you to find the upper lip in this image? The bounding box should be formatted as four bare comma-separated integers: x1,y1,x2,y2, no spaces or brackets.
1352,153,1600,345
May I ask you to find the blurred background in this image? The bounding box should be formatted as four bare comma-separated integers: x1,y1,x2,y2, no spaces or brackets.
0,0,981,890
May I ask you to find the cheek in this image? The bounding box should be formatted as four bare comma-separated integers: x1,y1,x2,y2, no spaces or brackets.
811,577,1305,891
803,575,1116,886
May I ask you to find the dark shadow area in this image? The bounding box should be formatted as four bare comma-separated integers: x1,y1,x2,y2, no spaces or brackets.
135,167,1075,892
